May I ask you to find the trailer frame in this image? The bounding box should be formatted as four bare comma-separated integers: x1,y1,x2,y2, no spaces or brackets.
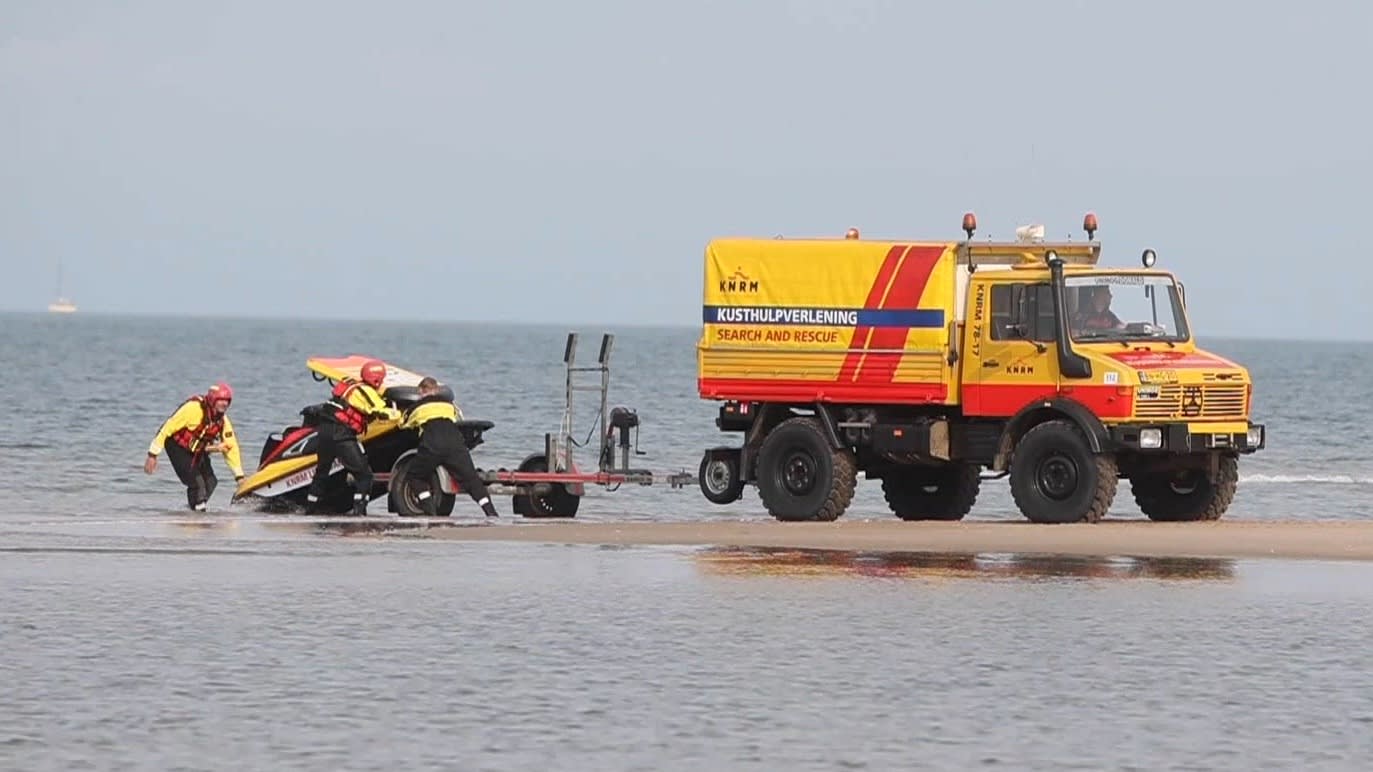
379,331,694,517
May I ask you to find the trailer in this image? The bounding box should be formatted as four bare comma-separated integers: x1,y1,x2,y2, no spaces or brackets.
233,332,694,517
380,331,696,518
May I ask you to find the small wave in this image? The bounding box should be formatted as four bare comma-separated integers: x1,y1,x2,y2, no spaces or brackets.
0,442,52,450
0,546,267,556
1241,474,1373,485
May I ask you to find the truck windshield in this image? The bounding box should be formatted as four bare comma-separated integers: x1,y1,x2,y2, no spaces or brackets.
1065,274,1189,343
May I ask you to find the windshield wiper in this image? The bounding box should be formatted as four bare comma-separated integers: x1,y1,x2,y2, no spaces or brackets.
1116,333,1178,348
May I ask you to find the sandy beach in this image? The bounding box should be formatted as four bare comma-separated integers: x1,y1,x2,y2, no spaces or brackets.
418,518,1373,561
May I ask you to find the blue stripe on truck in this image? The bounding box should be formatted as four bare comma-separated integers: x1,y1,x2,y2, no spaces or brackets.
703,306,945,327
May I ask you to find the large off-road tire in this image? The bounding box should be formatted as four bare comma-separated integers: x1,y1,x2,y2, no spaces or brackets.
512,456,580,518
699,450,745,505
1130,454,1238,522
755,417,857,522
882,463,982,521
389,458,456,517
1009,420,1118,524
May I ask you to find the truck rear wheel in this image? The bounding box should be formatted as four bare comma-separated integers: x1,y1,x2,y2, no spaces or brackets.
1009,420,1118,524
756,417,856,522
1130,455,1238,522
882,463,981,521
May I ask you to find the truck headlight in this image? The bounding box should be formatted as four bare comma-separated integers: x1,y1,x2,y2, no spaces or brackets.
1247,426,1264,448
1140,428,1163,449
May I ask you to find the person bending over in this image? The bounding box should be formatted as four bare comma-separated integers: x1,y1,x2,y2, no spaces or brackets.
305,360,399,515
399,376,499,518
145,382,243,511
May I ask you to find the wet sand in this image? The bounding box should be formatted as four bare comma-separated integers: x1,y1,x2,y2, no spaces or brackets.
422,518,1373,561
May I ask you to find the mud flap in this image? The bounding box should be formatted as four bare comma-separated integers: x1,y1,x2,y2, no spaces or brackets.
435,465,459,494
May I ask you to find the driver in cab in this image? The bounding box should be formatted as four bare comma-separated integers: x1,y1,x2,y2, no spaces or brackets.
1072,286,1124,333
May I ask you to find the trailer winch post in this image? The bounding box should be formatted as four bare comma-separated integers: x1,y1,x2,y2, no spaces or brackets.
554,331,620,476
597,334,613,473
552,332,577,474
468,331,698,517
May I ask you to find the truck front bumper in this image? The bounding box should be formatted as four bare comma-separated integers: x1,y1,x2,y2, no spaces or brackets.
1108,422,1265,454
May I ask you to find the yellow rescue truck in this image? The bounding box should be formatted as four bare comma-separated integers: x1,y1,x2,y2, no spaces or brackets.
694,214,1265,524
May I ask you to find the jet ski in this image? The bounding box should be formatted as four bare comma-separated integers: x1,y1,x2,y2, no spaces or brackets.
230,355,492,515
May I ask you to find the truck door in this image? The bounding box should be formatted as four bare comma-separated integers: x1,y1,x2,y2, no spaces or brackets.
963,280,1060,416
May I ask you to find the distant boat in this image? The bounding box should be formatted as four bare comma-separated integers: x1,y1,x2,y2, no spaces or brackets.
47,259,76,313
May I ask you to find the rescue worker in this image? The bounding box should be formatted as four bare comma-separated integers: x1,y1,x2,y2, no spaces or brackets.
304,359,400,515
144,382,243,511
399,376,499,518
1073,286,1124,332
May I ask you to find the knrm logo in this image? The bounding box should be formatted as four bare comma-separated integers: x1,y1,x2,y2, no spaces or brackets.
720,268,759,293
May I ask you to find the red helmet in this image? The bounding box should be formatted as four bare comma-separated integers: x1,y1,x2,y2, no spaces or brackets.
205,381,233,409
360,360,386,388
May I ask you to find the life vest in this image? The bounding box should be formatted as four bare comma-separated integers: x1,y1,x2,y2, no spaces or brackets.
329,377,380,434
170,395,226,453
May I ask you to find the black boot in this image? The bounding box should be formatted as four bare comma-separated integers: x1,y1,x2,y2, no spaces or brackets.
417,489,438,517
352,494,367,516
478,496,499,518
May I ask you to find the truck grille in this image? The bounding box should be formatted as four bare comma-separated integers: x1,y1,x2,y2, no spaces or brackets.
1133,384,1247,420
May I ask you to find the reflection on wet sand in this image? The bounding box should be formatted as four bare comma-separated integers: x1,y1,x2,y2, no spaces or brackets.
283,519,491,538
695,547,1236,581
159,517,490,539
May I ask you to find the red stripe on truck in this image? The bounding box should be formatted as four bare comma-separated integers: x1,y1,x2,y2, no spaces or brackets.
961,383,1133,419
854,245,946,383
837,244,907,382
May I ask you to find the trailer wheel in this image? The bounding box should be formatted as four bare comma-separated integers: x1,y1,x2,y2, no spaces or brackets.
388,458,456,517
512,456,580,518
756,417,857,522
1009,420,1117,524
1130,455,1238,521
882,463,981,521
699,450,745,505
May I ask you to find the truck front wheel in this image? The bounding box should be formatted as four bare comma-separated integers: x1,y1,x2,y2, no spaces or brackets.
1130,455,1238,521
756,417,857,522
882,463,981,521
1009,420,1118,524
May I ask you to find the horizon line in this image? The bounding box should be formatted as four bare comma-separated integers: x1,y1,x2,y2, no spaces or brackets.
1,307,1369,345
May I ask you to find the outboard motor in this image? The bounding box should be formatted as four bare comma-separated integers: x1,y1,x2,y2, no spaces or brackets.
601,406,641,471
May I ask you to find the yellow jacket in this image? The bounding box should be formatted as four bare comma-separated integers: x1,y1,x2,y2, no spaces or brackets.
400,397,464,438
148,399,245,478
338,381,400,419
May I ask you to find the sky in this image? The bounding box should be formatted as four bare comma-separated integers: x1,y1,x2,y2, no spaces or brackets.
3,0,1372,339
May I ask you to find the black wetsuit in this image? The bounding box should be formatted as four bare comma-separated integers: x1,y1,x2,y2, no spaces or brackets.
305,378,389,515
165,442,216,510
402,394,498,517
